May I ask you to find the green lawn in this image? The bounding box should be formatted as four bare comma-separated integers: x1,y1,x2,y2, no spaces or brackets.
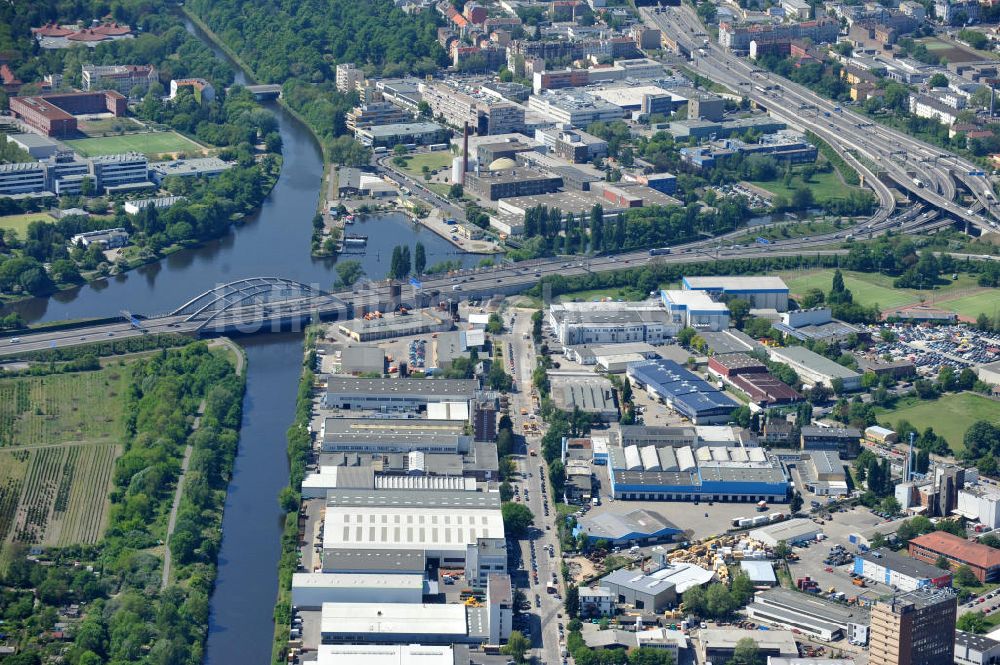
0,212,53,236
747,169,860,204
556,287,647,303
77,117,144,136
781,269,917,309
65,131,204,157
935,290,1000,320
780,269,987,313
398,152,454,179
875,392,1000,453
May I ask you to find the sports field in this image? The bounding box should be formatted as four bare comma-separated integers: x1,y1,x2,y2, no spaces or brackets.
77,116,144,136
0,213,53,236
935,291,1000,320
65,131,204,157
918,36,994,63
876,392,1000,453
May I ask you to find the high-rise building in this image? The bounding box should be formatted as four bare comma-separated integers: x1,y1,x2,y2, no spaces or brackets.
869,588,956,665
335,63,364,94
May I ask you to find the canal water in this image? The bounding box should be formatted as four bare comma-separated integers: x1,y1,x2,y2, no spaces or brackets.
3,15,475,665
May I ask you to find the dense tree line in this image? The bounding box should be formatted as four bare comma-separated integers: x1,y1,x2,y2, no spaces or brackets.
0,342,244,665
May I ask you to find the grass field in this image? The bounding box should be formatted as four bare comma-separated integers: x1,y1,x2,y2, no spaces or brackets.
556,286,648,303
0,212,53,236
918,36,995,63
780,269,994,315
0,365,132,553
876,392,1000,452
66,131,204,157
748,169,860,204
397,152,454,181
0,367,129,447
77,116,144,136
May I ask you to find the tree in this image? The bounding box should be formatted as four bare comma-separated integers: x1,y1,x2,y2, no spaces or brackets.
393,144,408,156
449,183,464,199
414,242,426,274
773,540,791,560
80,176,95,197
879,496,901,516
728,298,751,328
963,421,1000,462
955,565,980,587
957,611,990,634
677,327,697,347
487,313,504,334
278,486,299,512
334,259,364,287
502,502,534,536
502,630,531,663
731,637,761,665
935,555,951,570
682,585,707,616
929,73,948,88
790,492,803,514
565,584,580,618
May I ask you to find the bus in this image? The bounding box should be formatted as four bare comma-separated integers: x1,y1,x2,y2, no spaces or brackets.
428,143,448,151
649,247,671,256
372,146,388,155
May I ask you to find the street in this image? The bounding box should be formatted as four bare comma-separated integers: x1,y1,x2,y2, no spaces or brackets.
506,308,568,664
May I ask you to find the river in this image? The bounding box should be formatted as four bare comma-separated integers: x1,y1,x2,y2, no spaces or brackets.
4,15,474,665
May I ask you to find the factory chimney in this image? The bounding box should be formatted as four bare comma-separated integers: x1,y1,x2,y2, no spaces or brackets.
462,122,469,185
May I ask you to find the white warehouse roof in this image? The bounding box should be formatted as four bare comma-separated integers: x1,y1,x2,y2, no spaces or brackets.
323,506,504,552
318,644,454,665
321,602,467,637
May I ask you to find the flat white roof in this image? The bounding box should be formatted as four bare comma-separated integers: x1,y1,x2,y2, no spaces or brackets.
662,289,729,312
292,573,424,591
590,84,676,108
323,506,504,551
683,276,789,292
318,644,454,665
321,602,467,637
649,562,714,593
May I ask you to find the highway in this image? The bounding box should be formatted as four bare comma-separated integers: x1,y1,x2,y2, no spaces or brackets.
642,5,1000,234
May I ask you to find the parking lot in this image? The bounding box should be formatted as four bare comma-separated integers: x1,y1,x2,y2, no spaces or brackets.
859,323,1000,374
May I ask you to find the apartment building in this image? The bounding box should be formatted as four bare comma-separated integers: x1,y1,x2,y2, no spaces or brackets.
81,64,157,97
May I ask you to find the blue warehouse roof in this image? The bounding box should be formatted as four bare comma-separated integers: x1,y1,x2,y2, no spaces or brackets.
626,359,738,420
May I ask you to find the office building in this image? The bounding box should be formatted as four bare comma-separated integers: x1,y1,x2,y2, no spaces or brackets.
548,301,673,346
355,121,452,148
686,91,726,121
660,289,731,332
0,162,48,196
768,346,862,391
626,359,740,425
466,538,507,587
774,307,860,344
420,80,524,135
335,63,365,94
323,377,478,411
527,89,624,126
908,531,1000,583
90,152,151,193
800,425,862,458
344,101,412,132
854,548,953,591
10,90,126,136
535,126,608,163
486,574,512,644
81,64,157,97
869,588,957,665
681,275,789,311
149,157,233,184
169,78,215,103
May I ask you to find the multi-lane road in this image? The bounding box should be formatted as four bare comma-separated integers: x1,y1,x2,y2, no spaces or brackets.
643,5,1000,234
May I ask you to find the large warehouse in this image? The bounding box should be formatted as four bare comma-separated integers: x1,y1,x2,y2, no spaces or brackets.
607,443,789,503
290,572,425,609
626,359,740,425
320,602,488,644
599,568,679,612
854,548,953,591
749,518,821,547
576,508,681,546
745,587,869,642
319,417,472,454
767,346,862,391
323,377,478,411
681,275,789,311
547,301,674,346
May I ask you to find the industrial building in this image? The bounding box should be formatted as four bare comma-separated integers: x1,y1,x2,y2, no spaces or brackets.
548,373,618,420
321,488,505,572
868,588,957,665
908,531,1000,583
626,359,740,425
576,508,681,546
708,353,801,406
323,377,477,411
750,518,821,547
319,417,471,454
6,133,60,159
774,307,861,344
290,572,424,608
548,301,674,346
865,425,898,446
800,426,862,458
355,121,452,148
681,275,789,311
957,484,1000,529
337,309,453,343
660,290,731,332
316,644,455,665
854,548,953,591
740,560,777,587
463,165,562,201
527,89,625,126
607,439,788,503
149,156,233,184
338,345,386,375
699,629,799,662
767,346,862,391
746,588,869,642
598,568,679,612
799,450,848,496
955,631,1000,665
319,602,488,644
